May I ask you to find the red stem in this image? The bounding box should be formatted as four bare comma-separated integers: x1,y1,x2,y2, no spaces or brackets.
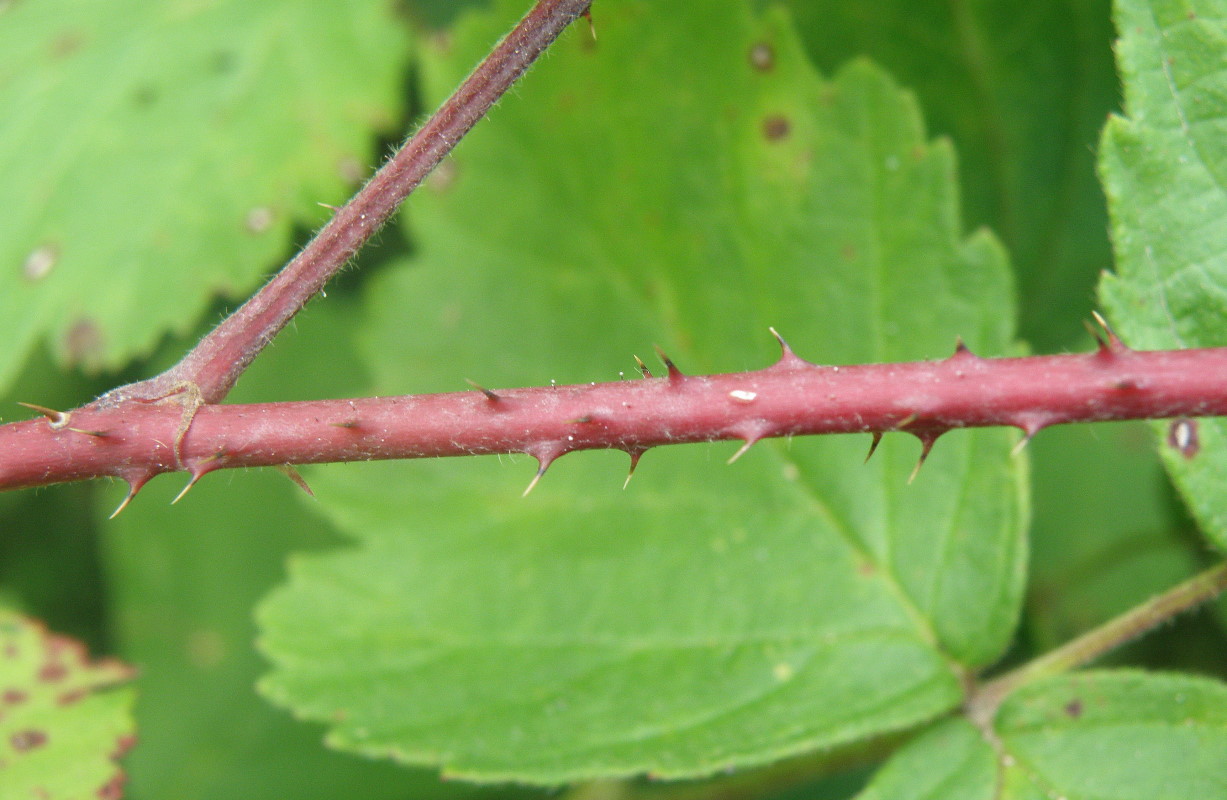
3,340,1224,496
98,0,593,407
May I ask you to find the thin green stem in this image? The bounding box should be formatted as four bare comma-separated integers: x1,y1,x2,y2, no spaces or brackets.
967,559,1227,727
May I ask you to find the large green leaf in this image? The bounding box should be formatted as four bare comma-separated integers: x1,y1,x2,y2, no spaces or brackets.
0,0,410,392
258,0,1026,783
857,671,1227,799
97,297,507,800
0,611,135,800
783,0,1119,350
1098,0,1227,551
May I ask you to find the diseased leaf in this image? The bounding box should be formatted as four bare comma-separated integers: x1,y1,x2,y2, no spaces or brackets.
258,0,1026,783
858,672,1227,800
1098,0,1227,551
0,0,410,391
0,611,135,800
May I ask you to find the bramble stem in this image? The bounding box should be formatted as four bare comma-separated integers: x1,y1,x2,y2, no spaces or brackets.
4,340,1227,494
97,0,592,408
966,559,1227,727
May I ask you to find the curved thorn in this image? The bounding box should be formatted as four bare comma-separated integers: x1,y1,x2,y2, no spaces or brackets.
623,448,645,490
1082,318,1108,351
581,7,596,39
908,433,941,484
727,438,758,465
170,473,204,505
465,378,501,402
109,472,153,519
864,432,883,463
653,345,684,380
633,355,653,379
768,326,809,368
17,402,70,429
1010,434,1033,457
522,463,548,497
1091,310,1128,351
895,413,918,430
275,464,314,497
67,427,109,438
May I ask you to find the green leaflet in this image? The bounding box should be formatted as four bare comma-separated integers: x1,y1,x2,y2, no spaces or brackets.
857,672,1227,800
257,0,1026,783
97,298,498,800
0,611,135,799
0,0,409,391
783,0,1119,350
1099,0,1227,551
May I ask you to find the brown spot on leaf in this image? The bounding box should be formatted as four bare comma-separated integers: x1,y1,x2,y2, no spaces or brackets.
58,688,87,706
1168,418,1199,459
1064,699,1083,718
762,115,791,141
64,318,104,367
131,84,158,108
39,662,67,682
840,243,858,262
3,689,27,705
11,729,47,752
748,42,774,72
51,29,85,58
97,773,126,799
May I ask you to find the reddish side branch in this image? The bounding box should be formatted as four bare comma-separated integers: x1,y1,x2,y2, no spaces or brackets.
3,344,1226,493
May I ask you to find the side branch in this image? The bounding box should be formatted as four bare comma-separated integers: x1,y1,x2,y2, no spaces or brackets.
99,0,593,408
5,340,1227,497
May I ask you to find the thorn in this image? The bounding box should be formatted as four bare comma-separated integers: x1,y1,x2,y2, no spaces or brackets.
171,453,225,505
1010,413,1051,455
581,7,596,39
727,437,758,464
950,337,978,359
109,471,154,519
566,415,594,424
17,402,70,429
317,202,340,211
522,463,548,497
1082,317,1108,351
864,432,883,463
521,445,564,497
67,427,109,438
768,326,808,368
654,345,684,380
633,355,653,379
330,419,360,429
275,464,314,497
623,448,645,489
895,413,918,430
907,433,941,484
1091,310,1128,352
465,378,501,402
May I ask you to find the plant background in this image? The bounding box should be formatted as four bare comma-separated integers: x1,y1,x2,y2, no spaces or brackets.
2,0,1226,798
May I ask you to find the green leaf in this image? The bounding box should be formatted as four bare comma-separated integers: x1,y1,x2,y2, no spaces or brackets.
1098,0,1227,551
782,0,1120,350
854,719,996,800
258,0,1026,783
97,298,499,800
0,0,410,392
857,671,1227,800
996,671,1227,798
0,611,135,800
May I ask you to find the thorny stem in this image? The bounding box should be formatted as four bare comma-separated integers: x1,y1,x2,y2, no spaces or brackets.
3,335,1227,500
95,0,593,408
966,559,1227,728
